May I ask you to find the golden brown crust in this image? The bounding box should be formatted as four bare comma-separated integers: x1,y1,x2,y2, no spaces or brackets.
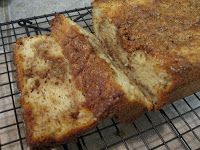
114,0,200,54
14,39,25,93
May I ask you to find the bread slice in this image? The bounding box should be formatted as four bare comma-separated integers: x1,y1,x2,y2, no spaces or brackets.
51,14,152,122
14,35,97,147
93,0,200,109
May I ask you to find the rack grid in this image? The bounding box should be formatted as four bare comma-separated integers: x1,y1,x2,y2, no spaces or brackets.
0,6,200,150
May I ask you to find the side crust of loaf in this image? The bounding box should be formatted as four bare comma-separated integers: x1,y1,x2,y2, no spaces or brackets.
14,39,27,93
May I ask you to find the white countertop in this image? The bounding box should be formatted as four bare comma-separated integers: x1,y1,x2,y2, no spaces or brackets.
0,0,91,23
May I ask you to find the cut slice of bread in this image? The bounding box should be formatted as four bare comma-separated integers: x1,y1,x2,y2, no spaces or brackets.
14,35,97,147
51,14,152,122
93,0,200,109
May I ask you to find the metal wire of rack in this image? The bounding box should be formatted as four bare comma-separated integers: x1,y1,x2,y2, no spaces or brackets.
0,6,200,150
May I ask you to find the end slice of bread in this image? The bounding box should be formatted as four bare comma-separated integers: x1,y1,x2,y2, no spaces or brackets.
93,0,200,109
14,35,97,147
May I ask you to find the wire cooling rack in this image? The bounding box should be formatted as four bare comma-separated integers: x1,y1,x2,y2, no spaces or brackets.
0,6,200,150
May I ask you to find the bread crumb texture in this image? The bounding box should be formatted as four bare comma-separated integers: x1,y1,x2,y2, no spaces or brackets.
15,35,96,146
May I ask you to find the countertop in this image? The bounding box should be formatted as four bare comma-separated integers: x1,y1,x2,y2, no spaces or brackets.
0,0,91,23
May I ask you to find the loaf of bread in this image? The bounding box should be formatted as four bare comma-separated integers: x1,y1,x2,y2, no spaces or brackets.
93,0,200,109
14,14,152,147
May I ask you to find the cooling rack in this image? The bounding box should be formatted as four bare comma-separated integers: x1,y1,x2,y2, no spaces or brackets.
0,6,200,150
